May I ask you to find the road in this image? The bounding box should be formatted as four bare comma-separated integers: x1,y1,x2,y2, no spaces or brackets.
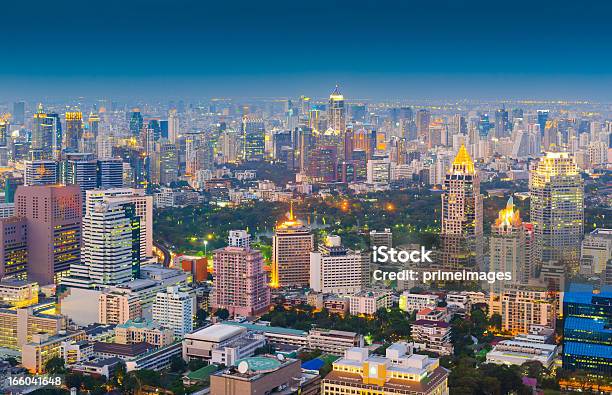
154,241,172,267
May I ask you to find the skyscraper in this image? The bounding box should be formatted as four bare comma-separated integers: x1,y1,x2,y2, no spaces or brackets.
242,115,265,161
327,85,346,135
61,153,98,203
440,145,484,270
15,185,82,284
12,101,25,125
64,111,83,153
62,201,140,288
24,160,59,186
31,104,54,159
489,197,535,294
211,231,270,317
416,109,431,140
97,158,124,189
494,108,509,138
168,109,179,143
529,152,584,274
271,205,314,288
129,109,143,137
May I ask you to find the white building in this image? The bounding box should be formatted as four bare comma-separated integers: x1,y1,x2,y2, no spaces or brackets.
486,333,559,368
152,286,193,338
580,228,612,275
182,324,264,365
310,235,369,295
366,157,390,185
349,289,392,315
399,292,440,313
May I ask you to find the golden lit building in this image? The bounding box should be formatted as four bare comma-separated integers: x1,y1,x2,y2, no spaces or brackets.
0,306,66,350
0,279,39,308
321,343,448,395
500,286,556,335
271,204,314,288
440,144,483,270
115,319,174,347
22,331,86,373
327,85,346,135
529,152,584,274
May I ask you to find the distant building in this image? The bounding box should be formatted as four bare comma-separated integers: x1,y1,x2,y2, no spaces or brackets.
349,289,392,315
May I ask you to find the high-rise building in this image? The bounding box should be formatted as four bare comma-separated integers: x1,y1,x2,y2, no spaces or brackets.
271,205,314,288
24,160,59,186
0,217,28,279
310,235,369,295
580,228,612,276
152,286,193,338
64,112,83,153
129,109,143,137
500,286,556,335
61,153,98,203
562,283,612,376
12,101,25,125
168,109,179,143
85,188,153,259
62,201,140,288
489,197,535,294
416,109,431,139
31,104,54,159
440,145,484,270
529,152,584,274
494,108,509,138
15,185,82,284
155,141,179,185
0,113,10,147
97,158,124,189
327,85,346,135
242,115,265,161
211,231,270,317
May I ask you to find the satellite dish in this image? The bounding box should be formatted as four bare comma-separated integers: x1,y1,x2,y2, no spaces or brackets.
277,354,285,361
238,361,249,374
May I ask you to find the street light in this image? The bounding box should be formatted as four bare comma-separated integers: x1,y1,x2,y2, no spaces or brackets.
204,240,208,256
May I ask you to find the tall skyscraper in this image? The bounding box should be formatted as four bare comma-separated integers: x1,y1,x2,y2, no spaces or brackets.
97,158,124,189
530,152,584,274
64,111,83,153
168,109,179,143
211,231,270,317
31,104,54,159
0,114,10,147
12,101,25,125
0,217,28,279
494,108,509,138
489,197,535,294
327,85,346,135
129,109,143,137
85,188,153,259
271,205,314,287
61,152,98,203
15,185,82,284
62,201,140,288
440,145,484,270
242,115,265,161
416,109,431,139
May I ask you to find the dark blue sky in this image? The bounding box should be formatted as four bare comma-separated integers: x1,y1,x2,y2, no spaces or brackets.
3,0,612,100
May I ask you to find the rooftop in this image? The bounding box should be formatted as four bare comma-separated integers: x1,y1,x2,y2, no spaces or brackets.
186,324,246,342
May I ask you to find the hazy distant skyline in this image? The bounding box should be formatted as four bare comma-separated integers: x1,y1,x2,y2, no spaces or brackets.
3,0,612,100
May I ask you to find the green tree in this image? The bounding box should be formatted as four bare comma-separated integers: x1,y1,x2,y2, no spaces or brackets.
44,357,65,374
170,355,187,373
214,308,230,320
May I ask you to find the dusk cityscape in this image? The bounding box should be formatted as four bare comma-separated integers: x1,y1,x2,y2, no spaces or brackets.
0,1,611,395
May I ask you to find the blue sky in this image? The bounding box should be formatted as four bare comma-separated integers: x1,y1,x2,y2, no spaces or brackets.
2,0,612,100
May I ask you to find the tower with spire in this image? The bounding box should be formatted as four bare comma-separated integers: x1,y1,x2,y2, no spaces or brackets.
327,84,346,136
440,144,484,270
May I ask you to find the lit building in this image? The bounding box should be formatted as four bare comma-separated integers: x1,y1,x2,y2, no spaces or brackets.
97,158,124,189
440,144,484,270
212,231,270,317
399,292,440,313
487,331,558,368
61,152,98,203
64,111,83,153
24,160,59,186
580,228,612,276
562,283,612,376
529,152,584,274
321,342,449,395
152,286,193,338
489,197,535,294
242,115,265,161
327,85,346,135
0,216,28,279
310,235,369,295
15,185,82,284
500,286,556,335
370,228,393,249
22,331,86,373
271,205,314,288
411,318,453,356
0,306,66,350
98,291,142,325
62,201,140,288
0,279,38,307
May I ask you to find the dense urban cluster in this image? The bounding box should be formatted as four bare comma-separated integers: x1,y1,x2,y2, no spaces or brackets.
0,87,610,395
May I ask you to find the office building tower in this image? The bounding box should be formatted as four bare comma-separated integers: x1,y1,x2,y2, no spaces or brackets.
85,188,153,259
64,112,83,152
129,109,143,137
62,201,140,288
61,152,98,202
494,108,509,138
562,283,612,376
152,286,193,338
211,232,270,317
24,160,59,186
366,157,390,184
0,114,9,147
31,104,54,159
370,229,393,249
580,228,612,276
97,158,124,189
529,152,584,274
307,145,337,182
15,185,82,284
242,115,265,161
12,101,25,125
155,141,179,185
45,113,62,160
489,197,535,294
416,109,431,139
537,110,549,137
500,286,556,335
271,205,314,288
310,235,369,295
0,217,28,279
321,343,449,395
440,145,484,270
80,111,99,153
328,85,346,135
168,109,179,143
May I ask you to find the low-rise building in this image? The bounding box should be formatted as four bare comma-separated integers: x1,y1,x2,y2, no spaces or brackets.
0,279,39,308
349,289,392,315
399,292,439,313
486,333,559,368
22,331,86,373
115,319,174,347
182,324,264,365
